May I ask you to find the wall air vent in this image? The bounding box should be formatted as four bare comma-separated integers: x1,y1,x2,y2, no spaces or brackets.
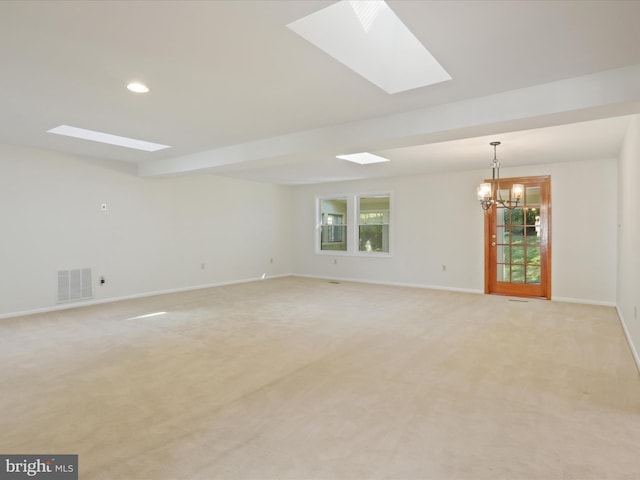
58,268,92,303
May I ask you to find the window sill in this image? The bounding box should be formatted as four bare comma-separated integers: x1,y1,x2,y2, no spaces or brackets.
316,250,392,258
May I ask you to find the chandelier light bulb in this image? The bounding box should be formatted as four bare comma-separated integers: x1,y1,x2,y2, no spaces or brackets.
477,183,492,201
512,184,524,200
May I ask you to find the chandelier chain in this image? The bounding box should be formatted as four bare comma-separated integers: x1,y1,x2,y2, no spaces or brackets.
477,141,523,211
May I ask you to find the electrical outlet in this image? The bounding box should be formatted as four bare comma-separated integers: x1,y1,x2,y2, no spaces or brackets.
100,276,105,285
442,265,447,272
334,259,338,265
270,257,273,264
201,263,205,270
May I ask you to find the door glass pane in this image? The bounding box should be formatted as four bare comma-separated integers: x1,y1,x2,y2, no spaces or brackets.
526,187,540,206
525,208,539,226
511,246,525,265
511,227,524,244
497,208,508,227
496,245,510,263
511,265,525,283
526,246,541,265
496,227,509,244
526,226,540,245
526,266,541,284
497,264,508,282
511,208,524,225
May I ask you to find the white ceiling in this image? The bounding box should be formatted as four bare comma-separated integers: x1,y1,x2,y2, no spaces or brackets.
1,0,640,184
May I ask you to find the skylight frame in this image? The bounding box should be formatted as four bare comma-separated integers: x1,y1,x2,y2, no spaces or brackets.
287,0,451,94
47,125,170,152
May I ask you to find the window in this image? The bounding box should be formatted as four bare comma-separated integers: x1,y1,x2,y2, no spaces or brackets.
319,198,347,251
317,193,391,255
358,196,390,253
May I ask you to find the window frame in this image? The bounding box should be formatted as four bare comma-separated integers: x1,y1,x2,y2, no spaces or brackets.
357,194,391,254
315,192,392,257
318,197,349,253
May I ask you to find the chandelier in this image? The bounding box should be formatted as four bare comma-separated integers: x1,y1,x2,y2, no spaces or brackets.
477,141,523,211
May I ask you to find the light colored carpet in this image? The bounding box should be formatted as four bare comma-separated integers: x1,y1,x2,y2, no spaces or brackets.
1,276,639,479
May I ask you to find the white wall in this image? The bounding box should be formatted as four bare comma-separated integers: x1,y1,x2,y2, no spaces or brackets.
617,115,640,368
291,172,485,292
0,144,292,316
0,141,620,316
291,158,618,304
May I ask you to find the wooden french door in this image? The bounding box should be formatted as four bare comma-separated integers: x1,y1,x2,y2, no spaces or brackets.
485,175,551,299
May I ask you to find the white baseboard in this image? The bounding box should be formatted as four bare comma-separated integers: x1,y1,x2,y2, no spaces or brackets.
616,306,640,376
292,274,483,295
552,296,616,307
0,273,292,320
295,275,621,306
1,273,621,324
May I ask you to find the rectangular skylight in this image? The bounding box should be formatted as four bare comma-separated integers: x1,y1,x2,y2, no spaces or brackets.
287,0,451,94
47,125,170,152
337,152,390,165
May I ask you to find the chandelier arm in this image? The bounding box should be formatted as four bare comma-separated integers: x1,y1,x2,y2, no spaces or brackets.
479,141,519,212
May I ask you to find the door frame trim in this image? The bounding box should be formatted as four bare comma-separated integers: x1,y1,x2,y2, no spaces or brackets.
483,175,552,300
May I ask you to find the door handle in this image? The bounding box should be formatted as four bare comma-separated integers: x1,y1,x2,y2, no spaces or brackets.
491,242,496,247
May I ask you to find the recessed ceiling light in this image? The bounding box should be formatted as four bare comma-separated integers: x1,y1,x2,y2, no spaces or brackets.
47,125,170,152
127,82,149,93
337,152,390,165
287,0,451,94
